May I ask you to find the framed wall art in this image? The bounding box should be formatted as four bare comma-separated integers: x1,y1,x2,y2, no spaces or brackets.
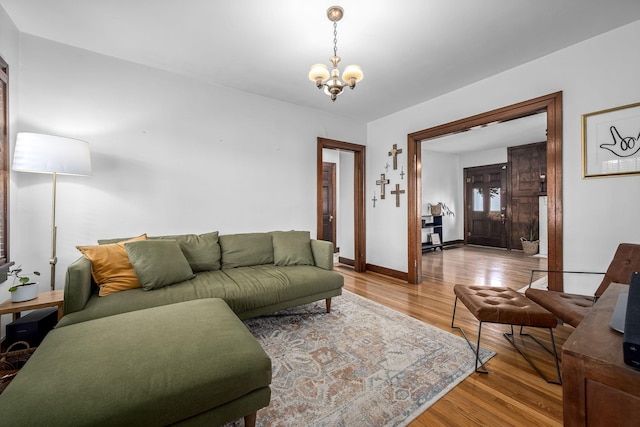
429,233,441,245
582,101,640,178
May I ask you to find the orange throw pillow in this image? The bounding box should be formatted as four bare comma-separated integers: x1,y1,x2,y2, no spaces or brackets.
77,234,148,296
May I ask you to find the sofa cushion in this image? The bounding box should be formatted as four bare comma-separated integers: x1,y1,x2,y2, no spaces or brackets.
57,265,344,327
219,233,274,269
272,231,315,266
76,234,147,296
99,232,221,272
151,232,221,272
125,240,195,290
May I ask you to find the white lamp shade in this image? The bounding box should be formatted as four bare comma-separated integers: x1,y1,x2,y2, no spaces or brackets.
12,132,92,176
342,65,364,83
308,64,330,83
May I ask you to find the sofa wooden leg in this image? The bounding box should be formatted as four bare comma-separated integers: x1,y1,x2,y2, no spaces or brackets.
326,298,332,313
244,412,257,427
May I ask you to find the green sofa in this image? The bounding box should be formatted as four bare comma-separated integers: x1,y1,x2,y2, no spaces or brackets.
59,230,344,327
0,231,343,426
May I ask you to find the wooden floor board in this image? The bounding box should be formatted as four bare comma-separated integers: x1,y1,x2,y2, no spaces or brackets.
338,245,572,426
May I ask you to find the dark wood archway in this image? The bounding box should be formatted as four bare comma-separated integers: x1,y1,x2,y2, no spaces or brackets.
407,92,564,291
317,137,366,272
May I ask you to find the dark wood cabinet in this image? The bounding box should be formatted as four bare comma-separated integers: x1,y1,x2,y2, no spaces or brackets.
562,283,640,427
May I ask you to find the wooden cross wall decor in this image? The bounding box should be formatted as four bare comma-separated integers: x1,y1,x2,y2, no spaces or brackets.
391,184,405,207
388,144,403,170
376,174,390,199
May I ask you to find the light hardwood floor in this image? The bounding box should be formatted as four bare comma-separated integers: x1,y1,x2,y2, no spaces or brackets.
337,245,574,427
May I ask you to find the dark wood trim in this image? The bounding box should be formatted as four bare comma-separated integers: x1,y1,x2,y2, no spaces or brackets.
338,257,354,266
365,263,409,281
0,55,9,269
317,137,367,272
408,92,563,290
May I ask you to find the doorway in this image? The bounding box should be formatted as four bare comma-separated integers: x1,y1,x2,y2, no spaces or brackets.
465,163,508,248
321,162,337,251
408,92,564,291
317,138,366,272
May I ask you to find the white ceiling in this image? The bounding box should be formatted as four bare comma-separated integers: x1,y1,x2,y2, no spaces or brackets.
423,112,547,154
2,1,640,122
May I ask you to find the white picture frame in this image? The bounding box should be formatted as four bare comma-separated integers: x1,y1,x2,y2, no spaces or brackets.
430,233,441,245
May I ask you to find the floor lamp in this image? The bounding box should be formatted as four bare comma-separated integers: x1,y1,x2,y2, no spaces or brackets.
12,132,92,291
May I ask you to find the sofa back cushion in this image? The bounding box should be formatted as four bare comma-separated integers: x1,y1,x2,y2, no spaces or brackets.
219,233,274,269
271,231,315,266
151,232,221,272
99,231,221,272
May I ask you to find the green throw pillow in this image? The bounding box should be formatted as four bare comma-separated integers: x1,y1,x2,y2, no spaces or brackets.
101,232,221,272
219,233,274,269
271,231,315,266
124,240,195,291
152,232,221,272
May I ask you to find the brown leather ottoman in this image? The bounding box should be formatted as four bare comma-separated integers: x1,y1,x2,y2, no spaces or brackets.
451,285,561,384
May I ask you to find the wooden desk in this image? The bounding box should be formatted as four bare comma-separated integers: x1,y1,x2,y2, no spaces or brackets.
0,290,64,322
562,283,640,427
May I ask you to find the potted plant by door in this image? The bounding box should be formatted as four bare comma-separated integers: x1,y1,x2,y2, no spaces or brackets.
7,266,40,302
520,218,539,255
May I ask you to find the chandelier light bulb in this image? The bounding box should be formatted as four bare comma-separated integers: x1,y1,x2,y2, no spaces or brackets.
342,65,364,88
309,64,330,87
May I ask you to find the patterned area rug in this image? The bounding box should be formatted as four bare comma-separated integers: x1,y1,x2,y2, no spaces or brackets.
230,291,494,426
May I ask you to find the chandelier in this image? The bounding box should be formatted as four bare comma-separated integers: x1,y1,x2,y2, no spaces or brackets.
308,6,363,102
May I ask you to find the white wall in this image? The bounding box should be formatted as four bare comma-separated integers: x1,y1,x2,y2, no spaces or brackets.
421,150,461,242
9,34,366,295
367,21,640,293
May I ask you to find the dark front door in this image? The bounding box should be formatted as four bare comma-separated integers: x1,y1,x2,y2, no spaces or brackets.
465,163,508,248
321,162,337,251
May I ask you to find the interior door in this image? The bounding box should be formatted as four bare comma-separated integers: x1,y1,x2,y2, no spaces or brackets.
321,162,337,251
465,164,508,248
508,142,546,250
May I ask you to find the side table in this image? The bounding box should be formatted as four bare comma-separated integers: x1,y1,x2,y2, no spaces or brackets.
0,290,64,322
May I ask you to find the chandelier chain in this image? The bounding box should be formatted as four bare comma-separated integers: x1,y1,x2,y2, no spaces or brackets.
333,20,338,58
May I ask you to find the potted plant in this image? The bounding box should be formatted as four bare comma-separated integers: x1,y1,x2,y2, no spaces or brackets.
520,218,539,255
7,266,40,302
